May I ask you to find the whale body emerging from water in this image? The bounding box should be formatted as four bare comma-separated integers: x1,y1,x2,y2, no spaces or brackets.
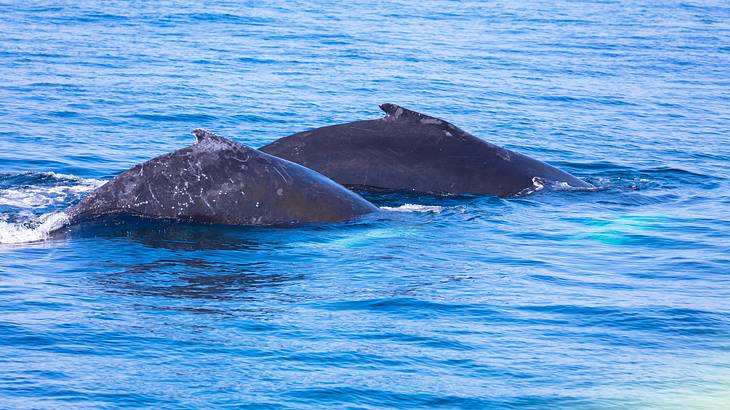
260,104,593,197
66,129,377,226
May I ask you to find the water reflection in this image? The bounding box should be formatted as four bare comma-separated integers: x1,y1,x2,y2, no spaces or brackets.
98,257,299,301
56,216,309,307
59,215,293,251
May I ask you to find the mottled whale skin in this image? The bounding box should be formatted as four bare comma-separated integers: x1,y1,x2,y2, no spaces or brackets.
260,104,593,197
67,129,378,226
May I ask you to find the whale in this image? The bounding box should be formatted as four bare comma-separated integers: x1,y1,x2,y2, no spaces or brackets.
260,104,593,197
66,129,378,227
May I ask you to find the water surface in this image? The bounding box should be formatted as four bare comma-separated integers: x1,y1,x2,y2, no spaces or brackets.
1,1,729,408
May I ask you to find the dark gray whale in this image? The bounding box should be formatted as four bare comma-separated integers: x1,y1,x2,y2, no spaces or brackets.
260,104,593,197
67,129,377,226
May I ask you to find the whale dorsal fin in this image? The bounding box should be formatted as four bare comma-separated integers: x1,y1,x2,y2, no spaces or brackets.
380,103,415,120
379,103,444,125
191,129,254,153
378,103,484,144
192,128,228,144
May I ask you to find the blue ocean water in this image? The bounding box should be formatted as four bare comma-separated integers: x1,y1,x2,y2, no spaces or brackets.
1,0,729,408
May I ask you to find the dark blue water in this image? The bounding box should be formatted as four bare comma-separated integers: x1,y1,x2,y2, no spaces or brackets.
1,1,729,408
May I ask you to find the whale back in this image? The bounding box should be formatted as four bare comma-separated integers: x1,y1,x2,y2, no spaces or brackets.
260,104,592,196
68,129,377,226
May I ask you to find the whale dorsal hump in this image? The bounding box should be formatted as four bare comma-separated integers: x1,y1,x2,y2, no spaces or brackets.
191,128,256,155
379,103,445,126
192,128,229,144
378,103,490,145
380,103,417,120
193,128,218,142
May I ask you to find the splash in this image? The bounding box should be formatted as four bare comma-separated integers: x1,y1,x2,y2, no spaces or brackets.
0,172,104,208
380,203,443,213
515,177,597,196
0,172,104,244
0,211,70,244
514,177,546,196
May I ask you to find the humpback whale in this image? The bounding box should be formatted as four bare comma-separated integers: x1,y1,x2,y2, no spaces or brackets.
260,104,593,197
66,129,377,226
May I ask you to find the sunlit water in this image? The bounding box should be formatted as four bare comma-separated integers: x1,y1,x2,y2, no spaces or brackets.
1,1,729,408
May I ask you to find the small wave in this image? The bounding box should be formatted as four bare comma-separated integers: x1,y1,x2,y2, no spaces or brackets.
0,172,104,244
579,166,716,192
0,212,69,244
516,177,598,196
380,203,443,213
586,176,658,192
0,172,104,208
547,180,598,192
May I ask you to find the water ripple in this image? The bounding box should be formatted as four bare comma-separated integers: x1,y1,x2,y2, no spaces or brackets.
1,0,729,408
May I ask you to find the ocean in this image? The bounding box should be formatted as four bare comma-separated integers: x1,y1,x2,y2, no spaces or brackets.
1,1,729,408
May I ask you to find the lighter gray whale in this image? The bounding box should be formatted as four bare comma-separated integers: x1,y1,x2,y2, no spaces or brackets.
66,129,378,226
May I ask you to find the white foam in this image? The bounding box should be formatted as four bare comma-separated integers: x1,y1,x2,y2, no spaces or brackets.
514,177,546,196
0,173,104,208
515,178,596,196
0,172,105,244
380,203,443,213
0,212,69,244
